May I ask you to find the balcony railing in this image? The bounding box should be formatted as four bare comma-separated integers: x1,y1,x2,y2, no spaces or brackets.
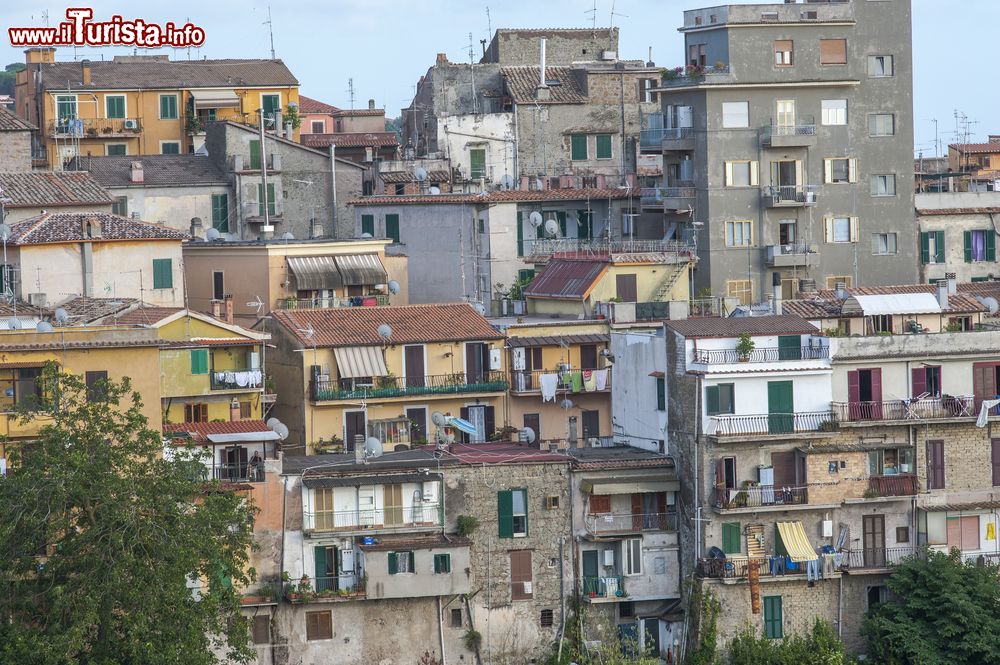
49,117,142,137
659,65,732,88
693,346,828,364
832,396,974,423
707,411,835,437
210,369,262,390
510,369,610,394
285,575,366,603
526,238,696,259
640,186,696,207
209,463,266,484
277,294,390,310
696,556,769,579
581,575,626,599
639,126,695,148
867,474,919,498
304,504,442,533
762,124,817,139
311,371,508,401
241,578,281,605
762,185,818,206
584,511,678,536
844,547,918,570
713,484,808,510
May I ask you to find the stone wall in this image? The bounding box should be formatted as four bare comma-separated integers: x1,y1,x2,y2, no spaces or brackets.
484,29,620,66
0,130,31,171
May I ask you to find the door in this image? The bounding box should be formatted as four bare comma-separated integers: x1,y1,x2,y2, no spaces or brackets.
927,440,945,490
344,411,366,450
767,381,794,434
580,344,598,370
582,550,601,595
776,100,795,128
404,345,425,388
773,160,798,201
777,335,802,361
465,342,487,384
383,484,403,526
523,347,542,389
615,274,638,302
973,362,1000,412
406,407,427,443
643,619,662,658
523,413,541,441
863,515,886,568
848,369,883,420
314,546,338,592
581,410,600,439
212,271,225,300
224,446,248,482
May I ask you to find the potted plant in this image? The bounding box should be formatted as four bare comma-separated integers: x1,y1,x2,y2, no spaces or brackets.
735,332,755,361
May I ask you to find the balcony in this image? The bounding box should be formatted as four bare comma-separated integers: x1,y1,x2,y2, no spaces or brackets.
760,124,817,148
707,411,836,438
510,369,610,395
766,243,820,268
658,65,734,89
48,117,142,138
693,345,828,365
832,396,974,425
581,576,627,602
844,547,918,571
241,578,281,606
207,462,266,484
639,126,696,152
303,504,442,534
867,474,919,498
525,238,696,262
640,186,696,211
285,575,366,603
761,185,818,207
696,556,769,580
713,484,808,510
210,369,262,391
310,371,508,401
584,512,678,537
276,294,390,310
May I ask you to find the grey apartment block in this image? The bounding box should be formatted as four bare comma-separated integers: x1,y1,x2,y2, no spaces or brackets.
648,0,916,301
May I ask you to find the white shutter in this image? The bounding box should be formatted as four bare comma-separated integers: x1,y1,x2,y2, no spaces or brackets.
795,160,804,187
678,106,693,128
824,159,833,184
750,161,759,187
848,158,858,183
725,161,734,187
850,217,860,242
825,217,834,243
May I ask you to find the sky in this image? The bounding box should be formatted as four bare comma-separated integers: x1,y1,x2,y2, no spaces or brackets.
0,0,992,156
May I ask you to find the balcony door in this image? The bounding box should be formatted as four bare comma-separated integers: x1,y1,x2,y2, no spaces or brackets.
776,100,795,128
404,345,425,388
314,545,339,593
767,380,794,434
863,515,886,568
465,342,488,384
582,550,604,595
383,484,404,526
848,369,883,420
344,410,366,451
223,446,248,482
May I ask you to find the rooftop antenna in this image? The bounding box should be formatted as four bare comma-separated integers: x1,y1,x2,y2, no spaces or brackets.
246,295,264,315
347,78,356,110
610,0,628,27
486,6,492,39
263,5,276,59
586,0,598,29
467,33,479,114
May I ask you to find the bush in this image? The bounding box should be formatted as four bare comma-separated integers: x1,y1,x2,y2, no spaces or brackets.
456,515,480,536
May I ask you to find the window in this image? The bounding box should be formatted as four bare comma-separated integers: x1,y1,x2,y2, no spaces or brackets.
950,316,973,331
540,609,554,628
210,194,229,232
184,403,208,423
926,440,945,490
871,174,896,196
361,214,375,236
870,314,893,334
571,134,588,161
689,43,706,67
105,94,125,119
433,553,452,574
252,615,270,645
871,233,897,255
388,550,415,574
868,55,894,77
868,113,895,137
213,271,225,301
498,488,528,538
159,94,178,119
725,220,753,247
189,349,209,376
160,142,181,155
249,140,262,170
624,538,642,576
85,370,108,402
152,258,173,289
763,596,783,639
450,608,463,628
722,522,741,554
726,280,753,306
705,383,735,415
920,231,945,264
773,40,793,66
310,120,325,133
385,214,400,243
721,102,749,129
821,99,847,126
595,134,612,160
469,148,486,179
257,183,276,216
305,610,333,640
56,95,77,121
656,377,666,411
824,158,856,183
239,401,251,419
589,494,611,514
826,216,858,243
896,526,910,543
964,230,996,262
111,196,128,216
820,39,847,65
105,144,127,156
510,550,533,600
724,160,758,187
394,183,405,195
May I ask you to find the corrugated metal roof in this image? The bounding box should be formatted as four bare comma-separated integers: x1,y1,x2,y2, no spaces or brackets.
287,256,343,290
334,346,388,378
842,293,942,316
335,254,387,286
508,333,608,347
523,259,607,299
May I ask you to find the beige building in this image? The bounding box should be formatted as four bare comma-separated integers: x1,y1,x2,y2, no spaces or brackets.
916,191,1000,284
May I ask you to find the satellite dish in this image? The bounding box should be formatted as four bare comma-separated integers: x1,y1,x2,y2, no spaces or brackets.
528,211,543,228
428,186,441,195
519,427,536,444
560,398,574,410
499,174,515,190
266,417,280,430
544,218,560,238
281,232,295,240
0,223,10,241
387,280,401,295
54,308,69,324
414,167,428,182
978,296,1000,314
377,323,393,340
204,228,221,242
363,437,384,458
272,422,289,441
6,317,20,330
360,232,373,239
471,302,486,316
36,321,53,333
431,411,447,427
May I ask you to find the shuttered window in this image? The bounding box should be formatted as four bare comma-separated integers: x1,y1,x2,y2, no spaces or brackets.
469,148,486,179
152,258,173,289
588,494,611,514
656,377,666,411
722,522,741,554
211,194,229,232
249,139,262,170
305,611,333,640
257,183,276,216
920,231,945,264
105,95,125,119
763,596,783,638
596,134,612,159
498,488,528,538
510,550,533,600
705,383,734,415
819,39,847,65
159,94,178,119
361,214,375,236
385,214,400,243
252,615,270,644
387,550,415,574
190,349,209,375
85,370,108,403
433,553,452,574
571,134,588,160
964,230,996,262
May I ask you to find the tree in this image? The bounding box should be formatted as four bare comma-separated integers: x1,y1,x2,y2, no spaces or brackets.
0,63,24,96
726,619,853,665
862,549,1000,665
0,368,257,665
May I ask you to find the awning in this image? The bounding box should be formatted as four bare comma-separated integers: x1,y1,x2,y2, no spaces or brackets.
190,89,240,110
303,472,441,489
842,293,941,316
334,346,388,378
206,431,281,443
287,256,343,290
776,521,818,562
447,417,479,436
581,479,679,494
335,254,387,286
0,361,49,369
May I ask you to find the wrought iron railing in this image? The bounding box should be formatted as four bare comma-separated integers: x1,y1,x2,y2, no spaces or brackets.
707,411,835,436
210,463,266,484
844,547,918,570
713,484,808,509
304,504,442,532
761,124,817,140
584,512,678,535
867,474,919,497
285,575,366,602
693,346,828,364
510,369,610,393
240,577,281,605
762,184,818,205
696,556,769,579
832,396,974,423
640,186,696,206
311,371,507,401
581,576,626,599
49,117,142,137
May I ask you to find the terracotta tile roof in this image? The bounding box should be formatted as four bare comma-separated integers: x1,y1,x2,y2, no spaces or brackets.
333,108,385,118
523,259,607,299
448,442,570,464
916,208,1000,215
351,188,633,206
0,107,35,131
573,457,675,470
782,284,987,318
38,57,298,91
0,171,112,208
7,212,188,245
299,95,339,114
359,534,471,551
379,170,451,184
163,420,272,442
272,303,503,348
52,296,138,324
502,66,586,104
301,132,398,149
105,306,183,326
162,338,259,348
66,154,229,188
950,143,1000,155
664,314,818,339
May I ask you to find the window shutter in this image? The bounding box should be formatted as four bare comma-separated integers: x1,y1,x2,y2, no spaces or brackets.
557,211,567,237
516,212,524,256
724,162,734,187
408,551,415,572
911,367,927,398
868,114,877,136
870,368,883,402
656,377,666,411
722,522,740,554
964,231,973,263
705,385,720,415
795,160,804,186
314,546,328,582
848,158,858,183
920,232,930,264
824,159,832,184
577,211,591,239
824,217,834,243
849,217,859,242
987,232,996,261
258,183,265,216
386,214,400,243
498,490,514,538
847,370,860,404
749,161,759,187
249,140,262,170
361,214,375,236
484,406,496,440
388,551,398,575
935,231,946,263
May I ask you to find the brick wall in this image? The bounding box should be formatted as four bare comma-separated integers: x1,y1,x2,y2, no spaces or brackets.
0,131,31,171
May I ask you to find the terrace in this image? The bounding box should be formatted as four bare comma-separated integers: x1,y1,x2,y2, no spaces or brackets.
310,371,508,401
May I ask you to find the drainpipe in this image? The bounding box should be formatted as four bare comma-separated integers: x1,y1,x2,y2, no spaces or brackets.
557,536,566,661
329,144,338,235
437,595,447,665
258,109,270,233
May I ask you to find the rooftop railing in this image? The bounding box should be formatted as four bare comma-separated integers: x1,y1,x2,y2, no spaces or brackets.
693,345,828,364
49,117,142,137
311,371,508,401
844,547,918,570
584,511,678,536
526,238,696,259
707,411,835,437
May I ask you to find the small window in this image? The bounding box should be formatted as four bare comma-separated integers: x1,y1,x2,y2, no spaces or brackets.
152,258,173,289
540,609,554,628
773,40,793,66
871,233,897,255
159,94,178,119
725,280,753,306
105,144,127,156
820,39,847,65
257,183,277,216
763,596,783,639
706,383,735,415
394,183,406,195
624,538,642,575
305,610,333,641
450,608,463,628
249,139,262,170
965,230,996,263
724,160,757,187
896,526,910,543
160,142,181,155
252,615,270,644
868,55,894,77
721,102,749,129
111,196,128,216
511,489,528,536
85,370,109,402
589,494,611,514
571,134,588,161
869,113,895,137
619,601,635,618
827,216,857,243
190,349,209,375
388,551,415,574
725,220,753,247
105,94,126,119
656,377,666,411
310,120,325,133
825,158,856,184
595,134,612,160
433,553,452,574
239,401,251,419
821,99,847,126
184,403,208,423
871,174,896,196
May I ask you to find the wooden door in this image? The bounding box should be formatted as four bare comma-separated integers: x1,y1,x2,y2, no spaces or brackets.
974,362,999,412
510,550,533,600
767,381,794,434
771,451,797,488
863,515,885,567
992,439,1000,487
345,411,366,451
404,345,425,387
383,484,403,526
616,274,638,302
927,440,945,490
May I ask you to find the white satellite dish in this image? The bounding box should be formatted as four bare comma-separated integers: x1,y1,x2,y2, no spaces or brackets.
431,411,447,427
528,211,543,228
519,427,536,444
499,174,515,190
377,323,393,340
364,437,384,458
204,228,221,242
544,218,560,238
387,280,401,295
54,308,69,324
560,398,574,410
266,417,280,430
414,167,428,182
428,186,441,195
36,321,53,333
272,422,289,441
360,232,373,239
6,317,20,330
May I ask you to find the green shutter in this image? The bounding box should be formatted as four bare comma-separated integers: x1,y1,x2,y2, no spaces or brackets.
257,184,276,216
764,596,783,639
578,211,592,239
536,216,546,239
107,96,125,119
656,377,666,411
212,194,229,232
596,134,612,159
722,522,741,554
767,380,794,434
434,553,451,574
571,134,588,160
774,524,788,557
190,349,208,375
705,385,720,415
361,214,375,236
777,335,802,361
987,232,996,261
920,232,930,264
249,140,262,170
407,551,415,572
517,212,524,257
522,490,529,536
314,546,328,585
386,214,400,243
160,95,177,119
935,231,945,264
152,258,172,289
498,490,514,538
388,551,398,575
965,231,973,263
470,149,486,179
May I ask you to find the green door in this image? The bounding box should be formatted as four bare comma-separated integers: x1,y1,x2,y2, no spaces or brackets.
469,148,486,179
582,550,602,595
314,546,335,592
767,380,794,434
777,335,802,361
262,94,281,126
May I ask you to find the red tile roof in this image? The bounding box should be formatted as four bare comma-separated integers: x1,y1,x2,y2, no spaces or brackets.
7,212,188,245
104,306,183,326
0,171,112,208
272,303,503,348
39,58,297,91
502,66,586,104
351,188,633,206
448,442,569,464
0,107,35,131
523,259,607,299
664,314,818,339
302,132,398,149
299,95,339,115
950,143,1000,155
163,420,273,442
334,108,385,118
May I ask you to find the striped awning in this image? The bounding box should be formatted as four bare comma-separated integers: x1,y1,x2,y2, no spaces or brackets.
190,89,240,110
776,521,818,563
334,346,388,378
287,256,343,291
335,254,387,286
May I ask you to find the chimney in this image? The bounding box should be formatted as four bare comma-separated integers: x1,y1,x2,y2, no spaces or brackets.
354,435,365,463
937,280,949,310
223,294,234,324
946,271,957,294
130,161,144,183
436,53,448,65
834,282,848,301
25,47,55,65
771,272,783,316
990,135,1000,144
211,299,222,319
368,98,376,110
189,217,203,239
536,38,550,101
81,59,91,86
568,415,578,449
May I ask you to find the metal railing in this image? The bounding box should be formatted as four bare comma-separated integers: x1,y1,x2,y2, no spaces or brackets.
867,474,919,497
304,504,442,532
769,243,814,256
581,576,626,599
510,369,610,393
693,345,828,364
241,577,281,605
209,369,261,390
959,551,1000,565
696,556,769,579
640,186,696,206
49,117,142,137
844,547,917,570
707,411,835,436
210,463,266,484
639,127,695,148
762,184,818,205
713,484,808,509
832,396,975,423
762,124,817,139
311,371,508,401
584,512,678,535
526,237,696,259
276,294,390,310
659,65,731,88
285,575,366,602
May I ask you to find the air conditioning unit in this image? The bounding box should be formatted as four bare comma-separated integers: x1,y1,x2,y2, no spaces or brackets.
123,119,138,130
27,292,47,307
600,50,618,61
544,496,560,510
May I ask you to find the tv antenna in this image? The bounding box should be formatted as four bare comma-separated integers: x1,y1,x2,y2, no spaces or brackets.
610,0,628,27
586,0,597,29
485,6,492,39
246,295,264,315
347,78,356,110
264,5,276,59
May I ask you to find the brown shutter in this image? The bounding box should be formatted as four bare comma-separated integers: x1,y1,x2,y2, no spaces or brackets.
946,517,962,549
992,439,1000,487
252,615,270,644
927,440,945,490
510,550,533,600
961,515,980,550
820,39,847,64
771,451,797,487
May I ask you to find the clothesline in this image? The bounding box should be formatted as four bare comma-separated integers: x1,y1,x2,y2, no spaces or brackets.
538,369,609,402
214,369,263,388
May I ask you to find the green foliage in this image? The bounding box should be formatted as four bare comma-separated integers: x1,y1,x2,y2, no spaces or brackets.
0,367,257,665
735,332,755,358
544,596,658,665
726,619,853,665
456,515,480,537
862,549,1000,665
0,63,25,96
686,587,720,665
283,101,302,129
463,629,482,652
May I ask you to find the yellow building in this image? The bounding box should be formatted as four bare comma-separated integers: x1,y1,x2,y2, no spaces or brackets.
16,48,300,168
269,303,507,455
